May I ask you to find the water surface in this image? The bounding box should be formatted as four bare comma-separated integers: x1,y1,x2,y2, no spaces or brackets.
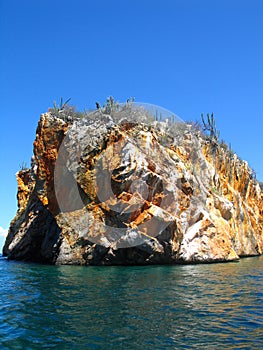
1,255,263,349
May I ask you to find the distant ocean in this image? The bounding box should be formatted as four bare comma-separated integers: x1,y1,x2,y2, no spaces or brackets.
1,254,263,349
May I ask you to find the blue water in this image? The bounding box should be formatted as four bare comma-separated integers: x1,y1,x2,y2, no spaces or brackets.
0,255,263,349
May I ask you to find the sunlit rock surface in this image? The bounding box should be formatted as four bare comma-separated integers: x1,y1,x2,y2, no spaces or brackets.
3,111,263,265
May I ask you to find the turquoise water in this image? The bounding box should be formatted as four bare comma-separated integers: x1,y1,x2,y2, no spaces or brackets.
0,255,263,349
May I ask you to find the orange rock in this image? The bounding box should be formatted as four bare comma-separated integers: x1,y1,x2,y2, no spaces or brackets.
3,112,263,265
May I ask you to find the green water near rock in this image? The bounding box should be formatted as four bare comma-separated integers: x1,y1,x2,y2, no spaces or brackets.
0,255,263,349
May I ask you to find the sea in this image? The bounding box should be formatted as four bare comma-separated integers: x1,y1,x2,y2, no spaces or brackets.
0,254,263,350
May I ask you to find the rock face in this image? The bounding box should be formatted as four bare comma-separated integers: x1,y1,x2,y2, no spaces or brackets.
3,110,263,265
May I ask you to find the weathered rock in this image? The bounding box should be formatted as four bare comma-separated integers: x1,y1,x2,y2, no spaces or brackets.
3,111,263,265
3,194,61,263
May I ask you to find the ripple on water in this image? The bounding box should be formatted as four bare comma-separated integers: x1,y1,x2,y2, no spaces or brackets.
0,257,263,349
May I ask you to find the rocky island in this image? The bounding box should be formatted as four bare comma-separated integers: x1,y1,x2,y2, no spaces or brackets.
3,100,263,265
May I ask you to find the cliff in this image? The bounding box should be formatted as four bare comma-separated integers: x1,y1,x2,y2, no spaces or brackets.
3,105,263,265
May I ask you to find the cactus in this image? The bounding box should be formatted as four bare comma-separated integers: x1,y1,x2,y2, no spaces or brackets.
201,113,220,142
53,98,71,113
103,96,119,115
19,161,28,170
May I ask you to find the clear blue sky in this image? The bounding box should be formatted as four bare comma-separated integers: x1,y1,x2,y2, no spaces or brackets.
0,0,263,237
